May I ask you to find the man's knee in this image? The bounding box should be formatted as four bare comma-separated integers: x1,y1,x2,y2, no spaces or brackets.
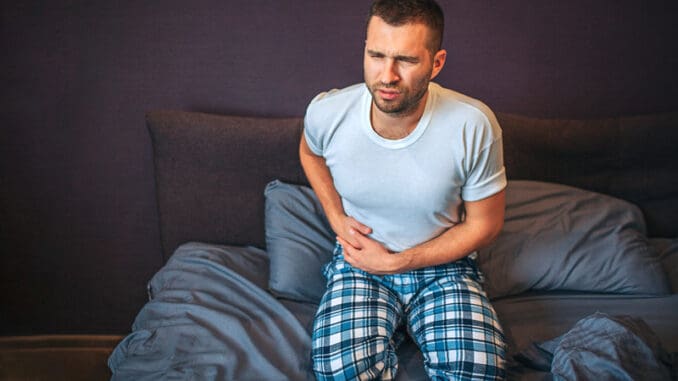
425,347,506,380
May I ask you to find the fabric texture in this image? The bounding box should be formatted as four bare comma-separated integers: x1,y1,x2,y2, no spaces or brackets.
477,180,670,299
303,82,506,252
515,313,675,380
498,112,678,238
146,110,306,257
108,242,315,381
265,180,336,303
312,244,506,381
653,238,678,293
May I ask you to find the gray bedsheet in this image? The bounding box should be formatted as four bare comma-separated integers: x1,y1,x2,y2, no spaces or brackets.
514,313,675,380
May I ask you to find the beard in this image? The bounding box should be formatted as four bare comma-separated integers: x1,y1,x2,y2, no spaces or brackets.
367,76,431,117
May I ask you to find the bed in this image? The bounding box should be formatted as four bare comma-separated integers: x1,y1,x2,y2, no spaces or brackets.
108,110,678,380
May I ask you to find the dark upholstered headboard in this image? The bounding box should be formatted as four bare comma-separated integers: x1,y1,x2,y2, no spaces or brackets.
498,113,677,238
148,110,678,260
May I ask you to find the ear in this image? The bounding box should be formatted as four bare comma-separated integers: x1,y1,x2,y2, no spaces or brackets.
430,49,447,80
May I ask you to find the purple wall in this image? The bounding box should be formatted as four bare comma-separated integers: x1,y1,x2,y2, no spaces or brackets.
2,1,677,335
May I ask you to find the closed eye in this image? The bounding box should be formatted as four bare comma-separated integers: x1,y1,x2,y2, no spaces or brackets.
367,50,385,59
366,49,420,66
396,56,419,64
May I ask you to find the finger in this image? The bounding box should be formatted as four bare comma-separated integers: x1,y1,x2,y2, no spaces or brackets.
341,229,363,249
348,217,372,235
337,237,358,261
350,230,369,246
337,235,359,252
336,235,347,248
352,229,381,249
356,224,372,235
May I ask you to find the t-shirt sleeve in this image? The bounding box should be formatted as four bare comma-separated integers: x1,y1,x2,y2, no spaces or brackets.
302,91,331,156
461,126,507,202
303,123,323,156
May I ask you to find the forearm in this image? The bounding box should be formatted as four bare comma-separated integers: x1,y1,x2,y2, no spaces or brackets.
298,134,345,224
397,190,506,272
341,190,506,275
397,215,503,271
299,134,373,247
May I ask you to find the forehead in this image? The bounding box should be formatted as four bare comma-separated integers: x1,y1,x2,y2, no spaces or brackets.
365,16,431,55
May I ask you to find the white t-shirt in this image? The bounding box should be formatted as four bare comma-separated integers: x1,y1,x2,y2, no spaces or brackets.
304,82,506,252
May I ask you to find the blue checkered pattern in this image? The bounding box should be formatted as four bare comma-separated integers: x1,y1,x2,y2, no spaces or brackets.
312,244,506,380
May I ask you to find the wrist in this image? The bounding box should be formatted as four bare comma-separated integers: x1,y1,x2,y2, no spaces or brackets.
326,211,346,232
393,248,416,273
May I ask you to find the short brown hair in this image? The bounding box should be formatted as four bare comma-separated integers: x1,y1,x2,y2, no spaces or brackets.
367,0,444,53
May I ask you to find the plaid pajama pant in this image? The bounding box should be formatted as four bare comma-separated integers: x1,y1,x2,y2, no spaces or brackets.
312,244,506,380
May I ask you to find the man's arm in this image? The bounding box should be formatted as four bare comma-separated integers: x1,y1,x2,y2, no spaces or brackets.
338,189,505,275
299,134,372,248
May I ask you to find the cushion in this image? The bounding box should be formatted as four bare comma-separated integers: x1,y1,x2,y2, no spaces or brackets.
477,181,670,299
265,180,335,303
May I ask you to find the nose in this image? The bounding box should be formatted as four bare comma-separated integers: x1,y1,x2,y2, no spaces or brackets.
380,59,400,85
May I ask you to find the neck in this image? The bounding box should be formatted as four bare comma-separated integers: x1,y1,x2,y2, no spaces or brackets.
370,91,428,140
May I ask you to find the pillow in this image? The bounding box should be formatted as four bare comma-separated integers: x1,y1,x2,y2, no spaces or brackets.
651,238,678,293
264,180,335,303
477,181,670,299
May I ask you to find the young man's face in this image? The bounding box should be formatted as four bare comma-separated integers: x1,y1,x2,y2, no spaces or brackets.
364,16,446,117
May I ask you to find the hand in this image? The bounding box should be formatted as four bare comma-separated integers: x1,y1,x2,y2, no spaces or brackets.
329,215,372,249
337,229,407,275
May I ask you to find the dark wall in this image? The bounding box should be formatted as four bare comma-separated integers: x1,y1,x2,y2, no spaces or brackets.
2,1,677,335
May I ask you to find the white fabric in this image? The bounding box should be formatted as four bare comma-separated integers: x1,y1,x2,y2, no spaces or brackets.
304,82,506,252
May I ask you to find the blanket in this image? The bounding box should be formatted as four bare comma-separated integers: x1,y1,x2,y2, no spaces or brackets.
515,313,676,380
108,243,315,381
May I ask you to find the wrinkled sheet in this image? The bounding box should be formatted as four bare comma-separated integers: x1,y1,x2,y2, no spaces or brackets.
108,242,315,381
514,313,676,380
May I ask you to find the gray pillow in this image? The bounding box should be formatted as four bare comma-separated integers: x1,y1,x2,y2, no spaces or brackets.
652,238,678,293
264,180,334,303
477,181,670,299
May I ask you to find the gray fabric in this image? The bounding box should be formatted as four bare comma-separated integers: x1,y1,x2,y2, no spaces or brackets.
515,313,674,381
108,242,315,381
477,181,670,299
108,241,430,380
267,179,671,302
497,112,678,238
493,293,678,354
265,180,335,303
653,238,678,293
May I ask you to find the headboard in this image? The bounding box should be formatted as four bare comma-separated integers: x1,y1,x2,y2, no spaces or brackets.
148,110,678,260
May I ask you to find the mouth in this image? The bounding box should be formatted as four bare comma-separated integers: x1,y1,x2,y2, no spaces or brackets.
377,88,401,101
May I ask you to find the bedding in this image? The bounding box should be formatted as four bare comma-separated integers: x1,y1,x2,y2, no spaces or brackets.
108,239,678,380
108,243,316,381
513,313,674,380
476,180,670,298
107,242,430,380
265,180,335,303
111,179,678,380
654,238,678,292
109,110,678,380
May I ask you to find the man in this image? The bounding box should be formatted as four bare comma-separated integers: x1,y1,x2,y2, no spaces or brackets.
300,0,507,379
